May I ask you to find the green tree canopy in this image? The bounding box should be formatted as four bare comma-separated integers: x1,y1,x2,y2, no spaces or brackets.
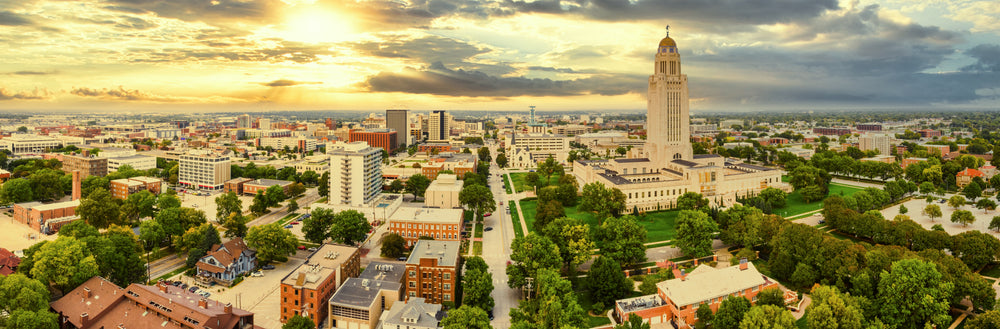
714,296,752,329
246,223,299,263
442,305,493,329
675,210,719,257
541,217,594,273
30,237,100,293
282,315,316,329
579,182,627,220
463,256,495,312
405,174,431,198
587,256,632,307
459,183,497,221
77,188,121,228
876,259,953,328
380,233,406,258
506,234,562,289
214,191,243,223
739,305,796,329
677,192,710,211
329,210,372,246
303,208,335,244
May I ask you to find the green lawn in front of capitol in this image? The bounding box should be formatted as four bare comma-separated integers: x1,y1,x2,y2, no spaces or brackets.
778,175,866,219
519,199,679,243
508,171,562,193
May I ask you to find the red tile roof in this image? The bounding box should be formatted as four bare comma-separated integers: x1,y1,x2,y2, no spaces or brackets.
958,168,985,177
0,248,19,276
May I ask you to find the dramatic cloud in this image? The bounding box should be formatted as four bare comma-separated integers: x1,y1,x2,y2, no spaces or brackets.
260,79,323,87
130,41,339,64
0,87,52,100
7,71,53,75
362,61,643,97
71,86,187,102
505,0,840,26
103,0,283,24
963,44,1000,73
0,11,32,26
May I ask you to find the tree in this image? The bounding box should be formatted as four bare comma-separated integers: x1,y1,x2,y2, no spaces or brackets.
579,182,626,220
122,190,156,223
525,172,541,193
174,223,220,254
899,204,908,215
756,288,786,307
714,296,752,329
250,190,269,215
496,152,508,168
799,185,827,203
587,256,632,306
759,187,787,209
965,181,983,201
282,315,316,329
89,229,148,287
506,234,562,288
675,210,719,257
594,215,647,268
991,216,1000,232
77,188,121,228
463,256,495,312
139,219,166,250
0,273,51,316
509,268,586,329
533,200,564,232
288,182,306,197
615,313,652,329
966,310,1000,329
265,184,287,206
215,191,243,223
949,195,966,209
7,309,59,329
877,259,952,329
556,174,580,206
380,233,406,258
739,305,796,329
330,210,371,246
541,217,594,273
951,209,976,227
404,174,431,199
58,220,99,239
0,177,33,204
677,192,709,211
442,305,493,329
951,231,1000,270
30,237,100,293
718,205,764,248
29,170,64,201
156,192,181,210
459,184,496,221
806,285,863,329
287,199,299,213
979,199,997,213
303,208,335,244
221,212,248,238
318,171,330,197
923,204,942,221
388,179,404,193
789,165,831,192
245,223,299,263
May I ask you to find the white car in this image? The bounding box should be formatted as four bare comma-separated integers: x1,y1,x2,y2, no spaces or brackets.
251,270,263,277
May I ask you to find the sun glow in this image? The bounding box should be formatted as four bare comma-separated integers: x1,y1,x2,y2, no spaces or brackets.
281,9,354,43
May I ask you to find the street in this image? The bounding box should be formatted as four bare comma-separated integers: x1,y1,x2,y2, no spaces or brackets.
485,144,518,329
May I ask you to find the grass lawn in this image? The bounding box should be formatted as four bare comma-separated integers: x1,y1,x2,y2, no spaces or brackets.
573,285,639,328
981,264,1000,278
474,223,484,238
796,310,809,329
503,174,513,194
777,182,864,218
277,212,300,226
508,172,562,193
509,203,524,239
473,241,483,255
520,199,679,243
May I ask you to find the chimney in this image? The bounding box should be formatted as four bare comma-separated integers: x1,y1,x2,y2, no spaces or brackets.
158,281,168,293
72,170,81,201
224,303,233,314
82,149,89,157
80,313,89,327
83,287,92,298
198,299,208,309
739,258,749,271
680,269,686,281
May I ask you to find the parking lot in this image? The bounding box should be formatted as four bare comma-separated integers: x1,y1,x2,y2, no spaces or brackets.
177,189,254,223
0,213,58,252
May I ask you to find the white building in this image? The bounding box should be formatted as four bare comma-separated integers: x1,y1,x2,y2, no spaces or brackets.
328,141,382,207
573,30,788,212
257,137,318,151
237,114,252,128
0,134,61,154
243,129,292,139
859,134,892,156
146,129,181,139
425,174,462,209
107,155,157,172
504,133,572,168
258,118,271,130
179,150,231,190
428,111,451,141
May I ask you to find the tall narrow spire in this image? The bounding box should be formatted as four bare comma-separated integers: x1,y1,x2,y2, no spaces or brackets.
665,25,670,38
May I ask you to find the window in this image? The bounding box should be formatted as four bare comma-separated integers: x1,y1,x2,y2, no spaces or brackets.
409,271,416,277
409,292,416,297
443,273,450,280
409,281,415,288
443,284,451,290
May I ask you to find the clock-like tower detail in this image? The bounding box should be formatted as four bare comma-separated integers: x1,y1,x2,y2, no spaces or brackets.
645,26,692,165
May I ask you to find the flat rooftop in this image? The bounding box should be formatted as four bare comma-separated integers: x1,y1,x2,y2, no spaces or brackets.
281,244,359,290
406,240,460,268
389,207,463,224
247,178,294,187
328,260,405,308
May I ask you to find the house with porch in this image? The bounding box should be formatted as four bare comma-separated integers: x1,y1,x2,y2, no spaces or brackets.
195,238,257,286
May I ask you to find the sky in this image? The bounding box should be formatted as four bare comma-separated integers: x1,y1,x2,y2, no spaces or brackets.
0,0,998,113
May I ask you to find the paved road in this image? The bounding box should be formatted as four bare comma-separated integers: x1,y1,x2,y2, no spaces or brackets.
487,144,519,329
148,253,185,279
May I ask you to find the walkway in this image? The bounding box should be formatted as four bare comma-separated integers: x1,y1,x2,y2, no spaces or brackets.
506,170,531,236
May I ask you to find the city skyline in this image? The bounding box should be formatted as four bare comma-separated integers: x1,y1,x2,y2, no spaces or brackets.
0,0,998,112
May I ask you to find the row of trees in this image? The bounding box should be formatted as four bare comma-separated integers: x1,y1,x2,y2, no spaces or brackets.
301,208,372,246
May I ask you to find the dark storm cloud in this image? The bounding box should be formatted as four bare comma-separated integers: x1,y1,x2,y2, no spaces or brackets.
103,0,282,23
963,44,1000,73
361,61,644,97
0,10,32,26
0,87,51,100
504,0,839,25
259,80,323,87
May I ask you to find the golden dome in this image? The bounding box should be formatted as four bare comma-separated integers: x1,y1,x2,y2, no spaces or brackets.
659,37,676,47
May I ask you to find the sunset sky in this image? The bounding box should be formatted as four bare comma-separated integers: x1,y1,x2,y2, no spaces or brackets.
0,0,998,113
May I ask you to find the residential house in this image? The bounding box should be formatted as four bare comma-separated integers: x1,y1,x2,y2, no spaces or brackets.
195,238,257,287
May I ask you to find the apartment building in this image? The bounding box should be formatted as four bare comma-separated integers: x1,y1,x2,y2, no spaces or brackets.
350,129,398,152
859,134,891,156
0,134,61,154
387,208,464,247
237,114,253,128
404,240,460,304
420,153,477,180
280,244,361,325
52,277,261,329
328,141,383,207
508,133,572,152
328,261,406,329
110,176,162,199
107,154,156,171
425,174,462,209
428,111,451,141
179,150,231,190
386,109,408,148
257,137,318,151
63,152,108,177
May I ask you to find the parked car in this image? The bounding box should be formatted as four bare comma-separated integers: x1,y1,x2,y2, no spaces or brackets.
251,270,263,277
307,247,318,252
171,281,182,287
200,291,211,298
297,245,307,250
484,212,492,217
291,221,300,225
181,283,188,289
397,256,407,261
189,287,199,293
499,201,503,205
262,264,276,270
284,224,294,229
818,219,826,224
484,227,493,232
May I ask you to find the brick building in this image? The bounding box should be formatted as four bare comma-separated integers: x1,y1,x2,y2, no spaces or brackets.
280,244,361,325
50,277,262,329
223,177,255,195
242,178,294,196
811,127,851,136
404,240,460,304
63,152,108,178
109,176,162,199
350,129,398,152
387,208,464,247
328,261,406,329
417,143,455,153
856,123,883,131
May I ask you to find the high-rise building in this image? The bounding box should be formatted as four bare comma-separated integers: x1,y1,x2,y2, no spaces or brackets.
325,118,336,130
859,134,892,156
328,141,383,207
386,109,409,148
179,150,231,190
258,118,272,130
645,28,691,164
428,111,450,141
237,114,252,128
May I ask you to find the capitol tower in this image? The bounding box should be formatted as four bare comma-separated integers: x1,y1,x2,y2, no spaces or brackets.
645,26,692,165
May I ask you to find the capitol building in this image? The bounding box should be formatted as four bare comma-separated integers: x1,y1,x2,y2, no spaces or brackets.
573,29,789,213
